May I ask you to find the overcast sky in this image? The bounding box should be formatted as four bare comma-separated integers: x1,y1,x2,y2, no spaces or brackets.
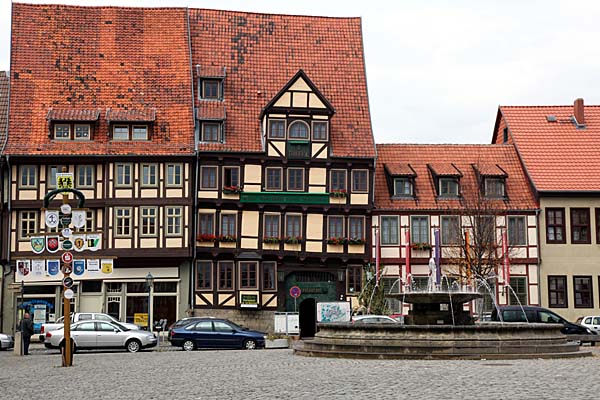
2,0,600,144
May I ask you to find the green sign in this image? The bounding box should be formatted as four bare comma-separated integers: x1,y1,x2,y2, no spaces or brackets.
287,141,311,160
240,192,330,205
240,294,259,308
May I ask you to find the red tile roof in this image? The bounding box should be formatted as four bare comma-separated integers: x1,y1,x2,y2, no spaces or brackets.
474,163,507,177
6,4,194,156
0,71,8,151
189,9,375,158
197,102,227,121
428,163,462,177
384,163,416,176
47,109,100,122
375,144,538,211
494,104,600,192
105,108,156,123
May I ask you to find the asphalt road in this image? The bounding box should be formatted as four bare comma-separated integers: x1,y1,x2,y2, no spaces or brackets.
0,344,598,399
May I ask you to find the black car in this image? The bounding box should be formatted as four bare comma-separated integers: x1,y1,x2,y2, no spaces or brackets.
490,306,597,335
169,317,266,351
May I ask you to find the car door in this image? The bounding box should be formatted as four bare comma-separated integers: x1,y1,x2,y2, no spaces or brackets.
71,321,96,348
188,321,214,348
592,317,600,332
96,322,124,348
212,321,238,348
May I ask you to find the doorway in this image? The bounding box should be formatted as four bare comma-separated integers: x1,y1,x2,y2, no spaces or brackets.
299,298,317,338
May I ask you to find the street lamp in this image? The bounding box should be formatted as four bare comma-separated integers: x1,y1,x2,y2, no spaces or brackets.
20,280,24,356
145,273,154,331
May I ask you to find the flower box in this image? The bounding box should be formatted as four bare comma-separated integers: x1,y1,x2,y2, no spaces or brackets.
222,185,243,194
329,189,348,198
265,338,289,349
284,236,303,244
219,235,237,243
326,237,348,245
196,234,217,242
263,237,281,244
411,242,432,251
347,237,365,245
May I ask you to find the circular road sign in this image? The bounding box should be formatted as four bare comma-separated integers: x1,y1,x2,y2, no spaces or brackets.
64,289,75,300
61,264,73,275
290,286,302,299
60,204,72,215
61,252,74,264
63,276,74,289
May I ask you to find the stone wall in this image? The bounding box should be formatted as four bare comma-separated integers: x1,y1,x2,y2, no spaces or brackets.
193,309,275,333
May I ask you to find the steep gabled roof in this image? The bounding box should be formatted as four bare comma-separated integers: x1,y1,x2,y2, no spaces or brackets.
493,104,600,192
375,144,537,211
6,4,194,156
189,9,375,158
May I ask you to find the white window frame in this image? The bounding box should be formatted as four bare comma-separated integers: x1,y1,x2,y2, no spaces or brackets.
19,165,37,189
220,213,237,238
393,178,413,197
485,178,505,198
311,120,329,141
268,119,286,139
380,215,399,245
439,178,459,197
263,213,281,239
287,168,304,192
351,169,369,193
410,215,430,244
201,122,221,142
132,125,148,141
140,207,158,237
198,213,215,236
77,165,95,189
54,124,71,140
200,166,218,190
141,163,158,187
115,163,132,187
166,163,183,187
74,124,91,141
265,167,283,191
285,213,302,239
166,206,183,237
288,120,310,139
19,211,38,240
113,125,130,141
114,207,132,238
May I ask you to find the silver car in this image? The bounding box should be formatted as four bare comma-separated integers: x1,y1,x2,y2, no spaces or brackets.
0,333,14,350
45,320,157,353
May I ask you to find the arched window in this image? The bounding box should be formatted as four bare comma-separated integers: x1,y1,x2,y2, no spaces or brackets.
288,120,309,139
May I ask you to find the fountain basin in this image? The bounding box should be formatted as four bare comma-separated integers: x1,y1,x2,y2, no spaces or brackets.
294,322,592,360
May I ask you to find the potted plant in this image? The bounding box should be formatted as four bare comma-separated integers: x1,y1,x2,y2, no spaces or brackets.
330,189,348,198
219,234,237,243
265,333,289,349
196,233,217,242
222,185,243,194
263,236,281,244
327,237,348,245
411,242,432,251
284,236,302,244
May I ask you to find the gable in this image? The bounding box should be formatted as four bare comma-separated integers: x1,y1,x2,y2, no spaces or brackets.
263,70,334,116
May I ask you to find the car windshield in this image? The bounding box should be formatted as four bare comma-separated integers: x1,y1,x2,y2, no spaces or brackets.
111,321,129,331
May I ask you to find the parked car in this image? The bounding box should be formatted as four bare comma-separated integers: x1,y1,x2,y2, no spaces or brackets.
352,315,399,324
389,314,406,324
170,318,266,351
579,316,600,333
0,333,14,350
44,320,157,353
490,306,597,335
167,316,216,337
40,313,140,341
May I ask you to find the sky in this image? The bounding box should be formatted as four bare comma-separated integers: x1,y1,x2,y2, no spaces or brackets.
1,0,600,144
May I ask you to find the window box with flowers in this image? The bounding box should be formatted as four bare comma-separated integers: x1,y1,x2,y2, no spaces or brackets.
222,185,243,195
347,238,366,245
284,236,303,245
326,237,348,245
197,234,217,243
219,235,237,243
330,189,348,199
263,236,281,244
411,242,432,251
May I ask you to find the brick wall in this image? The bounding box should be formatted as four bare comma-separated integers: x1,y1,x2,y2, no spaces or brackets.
193,309,275,333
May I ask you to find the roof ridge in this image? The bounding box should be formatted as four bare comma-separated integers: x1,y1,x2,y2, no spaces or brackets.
501,104,600,108
194,8,362,20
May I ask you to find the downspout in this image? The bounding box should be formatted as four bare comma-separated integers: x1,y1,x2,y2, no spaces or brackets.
1,155,12,332
535,207,542,306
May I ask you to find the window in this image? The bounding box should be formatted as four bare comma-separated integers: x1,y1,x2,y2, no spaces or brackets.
54,124,70,140
352,170,368,193
202,80,220,99
328,216,344,238
201,123,220,142
199,213,215,235
312,121,328,141
548,276,567,308
113,125,129,140
571,208,590,244
47,165,64,189
220,214,236,237
485,178,505,197
330,170,347,191
285,214,302,238
19,165,37,188
201,166,218,189
141,164,157,187
262,262,276,291
166,164,182,187
597,208,600,244
348,216,364,241
132,125,148,140
264,214,280,239
546,208,565,244
287,168,304,191
77,165,94,188
83,210,95,232
380,216,399,245
19,211,37,240
347,265,362,294
265,168,282,191
115,163,132,187
411,216,429,244
508,277,527,306
223,166,239,188
268,119,286,139
196,261,212,290
508,216,527,246
75,124,90,140
441,216,460,245
240,262,258,289
166,207,182,237
218,261,234,290
288,120,309,139
439,178,459,197
475,216,496,245
187,321,212,331
503,127,509,143
394,178,412,197
140,207,157,237
114,208,132,237
574,276,593,308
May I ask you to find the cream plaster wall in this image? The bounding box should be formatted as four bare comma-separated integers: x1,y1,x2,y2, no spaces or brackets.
241,211,259,237
351,193,369,205
308,93,326,108
306,214,323,240
244,165,262,184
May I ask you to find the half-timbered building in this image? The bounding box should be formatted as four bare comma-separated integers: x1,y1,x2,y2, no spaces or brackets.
374,144,539,316
0,70,9,332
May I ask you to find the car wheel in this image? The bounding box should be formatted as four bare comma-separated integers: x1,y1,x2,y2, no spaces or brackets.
126,339,141,353
243,339,257,350
182,340,195,352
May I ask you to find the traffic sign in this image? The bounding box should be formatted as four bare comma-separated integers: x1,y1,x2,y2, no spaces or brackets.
63,276,74,289
64,288,74,300
61,264,73,274
290,286,302,298
61,252,74,264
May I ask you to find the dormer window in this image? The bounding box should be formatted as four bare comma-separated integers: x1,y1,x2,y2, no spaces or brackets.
75,124,90,140
55,124,70,139
439,178,459,197
47,109,99,141
202,79,221,100
201,122,221,142
106,109,155,141
268,119,286,139
53,123,91,140
485,178,505,198
288,120,309,139
132,125,148,140
113,125,129,140
312,121,328,141
394,178,413,197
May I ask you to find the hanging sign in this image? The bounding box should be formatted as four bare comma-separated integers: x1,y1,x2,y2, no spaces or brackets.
30,236,45,254
47,260,60,276
45,211,59,229
71,210,87,229
46,236,60,253
60,203,72,215
63,277,74,289
59,213,72,227
61,264,73,275
61,228,73,238
17,260,31,277
101,259,113,275
56,173,74,190
61,252,74,264
73,235,86,252
73,260,85,276
63,288,75,300
87,259,100,272
62,240,74,251
31,259,46,277
86,233,101,251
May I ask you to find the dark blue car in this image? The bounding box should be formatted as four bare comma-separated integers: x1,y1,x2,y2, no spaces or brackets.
170,318,266,351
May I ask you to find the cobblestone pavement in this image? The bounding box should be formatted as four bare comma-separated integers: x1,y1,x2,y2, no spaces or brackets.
1,344,598,400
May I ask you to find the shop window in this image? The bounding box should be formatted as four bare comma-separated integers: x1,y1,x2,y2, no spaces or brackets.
153,282,177,293
81,281,102,293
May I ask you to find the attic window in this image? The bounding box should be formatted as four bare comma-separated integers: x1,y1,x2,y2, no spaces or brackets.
439,178,459,197
201,122,221,142
393,178,413,197
202,80,221,100
485,178,505,198
546,115,557,122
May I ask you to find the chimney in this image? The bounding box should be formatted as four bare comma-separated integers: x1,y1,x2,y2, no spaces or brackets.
574,98,585,126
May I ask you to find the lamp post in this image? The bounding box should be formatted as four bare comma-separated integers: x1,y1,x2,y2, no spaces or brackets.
20,280,24,356
145,273,154,331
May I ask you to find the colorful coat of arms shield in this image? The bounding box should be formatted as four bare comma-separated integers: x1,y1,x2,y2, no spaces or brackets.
30,236,45,254
46,236,60,253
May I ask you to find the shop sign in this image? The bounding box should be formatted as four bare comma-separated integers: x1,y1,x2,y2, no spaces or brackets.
63,288,74,300
134,313,148,327
45,211,59,229
63,276,74,289
47,260,60,276
240,294,259,308
56,173,74,190
46,236,60,253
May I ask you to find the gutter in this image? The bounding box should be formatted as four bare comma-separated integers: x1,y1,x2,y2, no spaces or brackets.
1,155,12,332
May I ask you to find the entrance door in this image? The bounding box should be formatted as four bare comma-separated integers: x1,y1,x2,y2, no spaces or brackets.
153,296,176,328
299,298,317,338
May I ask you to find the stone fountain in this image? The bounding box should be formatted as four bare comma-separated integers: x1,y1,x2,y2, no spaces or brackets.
294,259,591,360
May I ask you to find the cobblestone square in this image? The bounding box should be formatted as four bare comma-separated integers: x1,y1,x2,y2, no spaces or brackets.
0,345,598,399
